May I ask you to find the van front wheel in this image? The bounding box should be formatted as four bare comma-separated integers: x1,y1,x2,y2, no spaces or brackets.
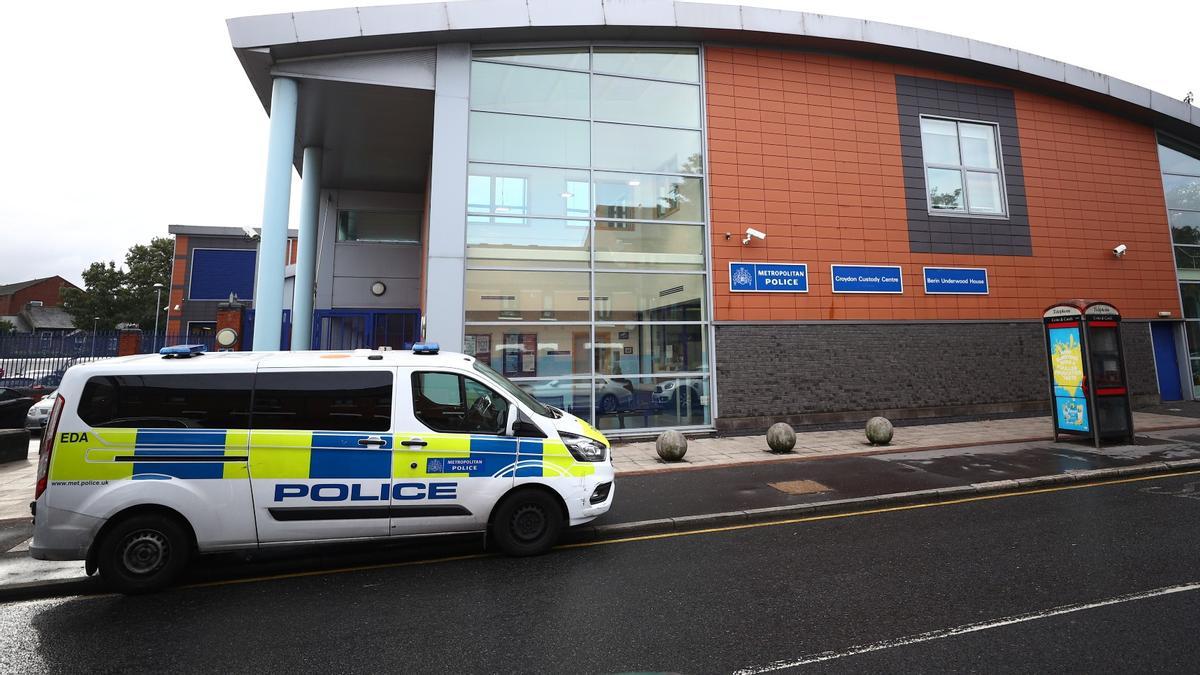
491,490,564,556
96,513,192,594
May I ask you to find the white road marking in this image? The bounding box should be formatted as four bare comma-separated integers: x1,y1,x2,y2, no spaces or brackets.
733,581,1200,674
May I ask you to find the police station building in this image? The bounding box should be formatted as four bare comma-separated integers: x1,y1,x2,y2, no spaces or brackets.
226,0,1200,436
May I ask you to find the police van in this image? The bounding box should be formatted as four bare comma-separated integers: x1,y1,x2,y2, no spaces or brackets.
30,343,614,593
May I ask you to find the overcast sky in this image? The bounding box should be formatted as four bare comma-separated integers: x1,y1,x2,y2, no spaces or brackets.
1,0,1196,287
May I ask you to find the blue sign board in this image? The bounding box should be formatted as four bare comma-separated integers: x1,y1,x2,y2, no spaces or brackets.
923,267,989,295
729,262,809,293
830,265,903,294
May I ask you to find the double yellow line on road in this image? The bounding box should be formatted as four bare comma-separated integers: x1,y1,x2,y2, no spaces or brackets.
165,467,1200,591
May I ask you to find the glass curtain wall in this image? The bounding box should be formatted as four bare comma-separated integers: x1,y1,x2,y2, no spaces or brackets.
464,45,710,432
1159,137,1200,395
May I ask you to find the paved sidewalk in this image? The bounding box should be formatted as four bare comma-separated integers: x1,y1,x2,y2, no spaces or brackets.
610,411,1200,473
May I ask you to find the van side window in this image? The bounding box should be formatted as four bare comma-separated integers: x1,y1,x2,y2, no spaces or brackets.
252,371,392,432
412,372,509,435
78,374,254,429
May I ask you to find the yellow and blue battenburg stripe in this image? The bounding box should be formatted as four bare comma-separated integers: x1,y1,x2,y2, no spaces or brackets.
50,428,594,482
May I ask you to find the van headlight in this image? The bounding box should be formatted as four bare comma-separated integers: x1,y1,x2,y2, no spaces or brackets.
561,432,607,462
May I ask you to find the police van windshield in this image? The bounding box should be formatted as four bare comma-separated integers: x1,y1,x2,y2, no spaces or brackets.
471,361,554,418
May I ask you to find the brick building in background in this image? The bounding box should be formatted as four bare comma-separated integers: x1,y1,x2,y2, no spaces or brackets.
224,0,1200,435
0,276,81,333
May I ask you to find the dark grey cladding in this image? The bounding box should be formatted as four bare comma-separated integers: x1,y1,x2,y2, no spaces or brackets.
895,75,1032,257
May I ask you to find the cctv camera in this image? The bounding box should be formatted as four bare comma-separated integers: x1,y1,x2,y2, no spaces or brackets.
242,225,260,240
742,227,766,245
1113,244,1127,257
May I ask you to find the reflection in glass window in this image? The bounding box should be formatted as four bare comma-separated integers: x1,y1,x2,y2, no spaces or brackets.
594,272,705,322
591,375,711,431
1159,140,1200,175
337,210,422,243
468,164,590,218
920,117,1006,216
594,172,704,222
469,112,589,167
1164,174,1200,211
593,123,703,174
1171,211,1200,245
592,75,701,128
1176,246,1200,270
470,61,589,118
593,47,699,82
465,324,593,379
594,221,705,269
593,323,707,375
467,217,590,268
465,270,590,322
1180,284,1200,319
474,48,589,71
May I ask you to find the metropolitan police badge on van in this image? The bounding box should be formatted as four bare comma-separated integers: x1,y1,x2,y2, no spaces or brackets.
427,458,445,473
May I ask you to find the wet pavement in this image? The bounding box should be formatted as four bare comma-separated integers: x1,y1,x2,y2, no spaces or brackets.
3,472,1200,672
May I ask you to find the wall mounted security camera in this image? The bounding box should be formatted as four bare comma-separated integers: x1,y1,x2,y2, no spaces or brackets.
743,227,766,245
1112,244,1127,257
242,225,261,240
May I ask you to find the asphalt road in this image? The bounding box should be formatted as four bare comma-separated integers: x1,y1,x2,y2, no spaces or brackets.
3,471,1200,673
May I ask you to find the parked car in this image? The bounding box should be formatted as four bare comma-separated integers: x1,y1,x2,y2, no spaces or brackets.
25,390,56,433
652,378,704,411
523,376,635,416
0,376,55,402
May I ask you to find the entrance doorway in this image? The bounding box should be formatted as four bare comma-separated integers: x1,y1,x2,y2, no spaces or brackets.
312,309,420,350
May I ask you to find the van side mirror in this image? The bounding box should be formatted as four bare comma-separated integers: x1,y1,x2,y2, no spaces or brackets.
509,410,546,438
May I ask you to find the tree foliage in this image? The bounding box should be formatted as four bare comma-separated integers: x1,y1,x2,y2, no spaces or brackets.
61,237,174,331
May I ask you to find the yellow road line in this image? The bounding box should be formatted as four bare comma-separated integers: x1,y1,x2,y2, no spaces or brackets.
155,467,1200,591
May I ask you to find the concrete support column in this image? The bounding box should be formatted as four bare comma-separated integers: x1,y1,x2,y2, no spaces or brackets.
252,76,299,351
423,43,470,351
290,146,322,350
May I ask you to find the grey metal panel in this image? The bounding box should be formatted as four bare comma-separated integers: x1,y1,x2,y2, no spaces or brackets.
528,0,605,26
446,0,530,30
1064,64,1108,95
967,40,1018,71
803,13,863,41
1152,90,1191,120
315,191,337,311
332,244,421,278
739,6,802,35
1016,51,1065,81
424,257,465,347
273,49,436,90
226,13,297,48
227,1,1200,135
292,8,361,43
423,42,471,349
674,1,741,30
862,21,918,50
331,276,421,309
603,0,676,26
358,3,450,37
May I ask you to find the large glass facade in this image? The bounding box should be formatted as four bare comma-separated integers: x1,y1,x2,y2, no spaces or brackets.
465,46,710,432
1159,136,1200,396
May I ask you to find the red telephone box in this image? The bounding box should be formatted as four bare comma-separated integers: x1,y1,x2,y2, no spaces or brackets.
1043,300,1135,447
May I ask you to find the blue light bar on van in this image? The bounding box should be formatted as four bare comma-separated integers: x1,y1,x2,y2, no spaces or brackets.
412,342,439,355
159,344,207,358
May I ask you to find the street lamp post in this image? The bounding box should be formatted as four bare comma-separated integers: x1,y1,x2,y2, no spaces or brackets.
152,283,164,352
90,316,99,357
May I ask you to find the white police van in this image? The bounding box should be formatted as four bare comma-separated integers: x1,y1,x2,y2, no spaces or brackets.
31,343,614,593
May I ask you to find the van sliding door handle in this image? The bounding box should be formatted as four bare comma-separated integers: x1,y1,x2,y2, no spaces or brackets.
400,438,428,447
358,436,386,447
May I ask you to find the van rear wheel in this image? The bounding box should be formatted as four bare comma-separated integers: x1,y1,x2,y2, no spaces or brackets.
491,490,564,556
96,513,192,594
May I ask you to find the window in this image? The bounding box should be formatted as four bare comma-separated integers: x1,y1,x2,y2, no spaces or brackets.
336,210,421,244
1160,137,1200,396
412,372,509,434
189,249,256,300
78,374,254,429
252,371,392,431
920,117,1006,216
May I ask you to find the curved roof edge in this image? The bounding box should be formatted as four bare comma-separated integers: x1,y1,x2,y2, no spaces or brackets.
226,0,1199,135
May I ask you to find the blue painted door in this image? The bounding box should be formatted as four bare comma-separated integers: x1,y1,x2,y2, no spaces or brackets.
1151,322,1183,401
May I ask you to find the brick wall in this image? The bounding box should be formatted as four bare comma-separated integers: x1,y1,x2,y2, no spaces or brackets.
714,320,1158,431
705,46,1179,322
0,277,75,314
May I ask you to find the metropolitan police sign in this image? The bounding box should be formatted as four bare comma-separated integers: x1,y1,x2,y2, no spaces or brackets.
729,262,809,293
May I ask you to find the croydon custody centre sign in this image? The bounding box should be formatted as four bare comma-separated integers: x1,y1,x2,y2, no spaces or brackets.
729,262,809,292
830,265,903,293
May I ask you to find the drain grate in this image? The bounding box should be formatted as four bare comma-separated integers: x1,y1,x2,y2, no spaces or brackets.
768,479,832,495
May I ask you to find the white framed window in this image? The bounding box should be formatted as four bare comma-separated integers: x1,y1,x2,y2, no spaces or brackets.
919,116,1007,217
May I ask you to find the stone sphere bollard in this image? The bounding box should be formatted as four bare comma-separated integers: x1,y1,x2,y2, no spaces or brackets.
865,416,894,445
656,430,688,462
766,422,796,453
